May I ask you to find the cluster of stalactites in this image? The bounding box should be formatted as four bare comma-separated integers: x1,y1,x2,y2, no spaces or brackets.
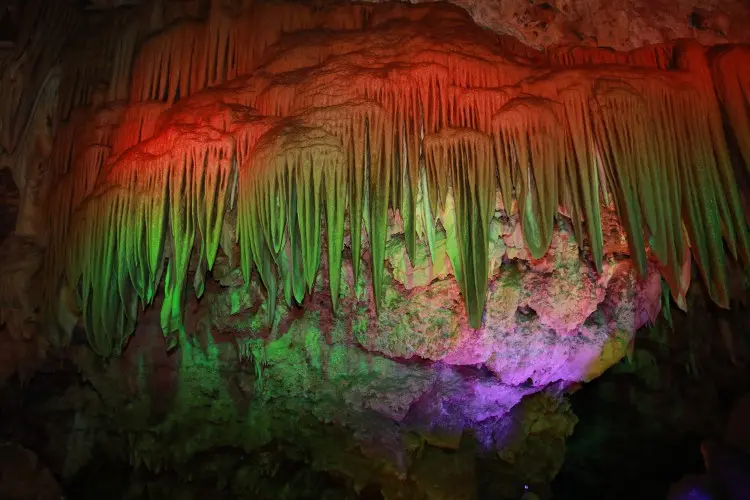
232,53,749,323
67,71,749,350
424,128,495,326
126,0,525,107
64,126,235,356
128,1,376,104
711,45,750,177
46,2,750,355
238,124,346,324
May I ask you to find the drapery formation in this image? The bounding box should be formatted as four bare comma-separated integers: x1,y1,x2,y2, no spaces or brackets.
42,1,750,356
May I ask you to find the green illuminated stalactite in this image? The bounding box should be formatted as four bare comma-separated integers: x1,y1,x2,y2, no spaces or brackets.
492,127,515,217
161,155,197,340
130,195,149,302
402,97,422,262
90,203,115,355
286,165,306,305
702,91,750,268
419,164,437,261
699,107,747,267
424,140,449,220
52,7,750,355
424,147,440,218
324,155,348,312
640,90,684,297
676,42,750,274
440,190,461,289
205,148,231,271
368,120,391,312
674,96,729,307
278,241,293,307
592,88,648,276
238,179,255,289
494,99,562,260
247,173,279,325
297,155,323,291
560,92,603,271
389,123,403,222
425,130,494,328
560,157,585,249
195,157,209,300
348,121,367,288
146,170,169,304
452,136,494,328
114,190,132,311
115,191,139,338
261,169,287,262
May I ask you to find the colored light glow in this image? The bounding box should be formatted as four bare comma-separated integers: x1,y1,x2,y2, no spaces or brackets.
43,2,750,356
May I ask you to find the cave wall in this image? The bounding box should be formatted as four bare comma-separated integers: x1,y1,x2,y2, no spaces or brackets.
0,1,749,498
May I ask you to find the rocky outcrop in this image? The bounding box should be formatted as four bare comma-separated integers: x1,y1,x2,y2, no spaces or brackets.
433,0,750,50
0,1,747,498
45,200,658,497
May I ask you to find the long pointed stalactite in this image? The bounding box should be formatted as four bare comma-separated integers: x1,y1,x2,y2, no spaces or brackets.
712,45,750,177
40,1,750,356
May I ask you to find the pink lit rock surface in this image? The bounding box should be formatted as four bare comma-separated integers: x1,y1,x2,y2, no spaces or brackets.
368,214,662,388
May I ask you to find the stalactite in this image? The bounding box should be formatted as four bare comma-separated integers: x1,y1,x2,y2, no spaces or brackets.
64,125,234,355
57,15,134,120
424,129,494,328
0,0,79,152
43,105,124,318
128,2,373,106
493,97,566,260
586,71,748,307
237,124,346,322
298,102,387,300
544,43,676,70
590,82,651,276
44,0,750,355
107,20,141,103
673,42,750,301
711,45,750,175
557,87,603,271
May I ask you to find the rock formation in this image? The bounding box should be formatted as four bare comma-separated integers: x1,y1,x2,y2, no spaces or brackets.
0,0,748,498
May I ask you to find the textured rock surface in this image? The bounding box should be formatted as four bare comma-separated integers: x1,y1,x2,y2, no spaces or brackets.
427,0,750,50
0,235,47,385
0,0,747,498
367,213,661,388
65,305,576,497
38,197,657,496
